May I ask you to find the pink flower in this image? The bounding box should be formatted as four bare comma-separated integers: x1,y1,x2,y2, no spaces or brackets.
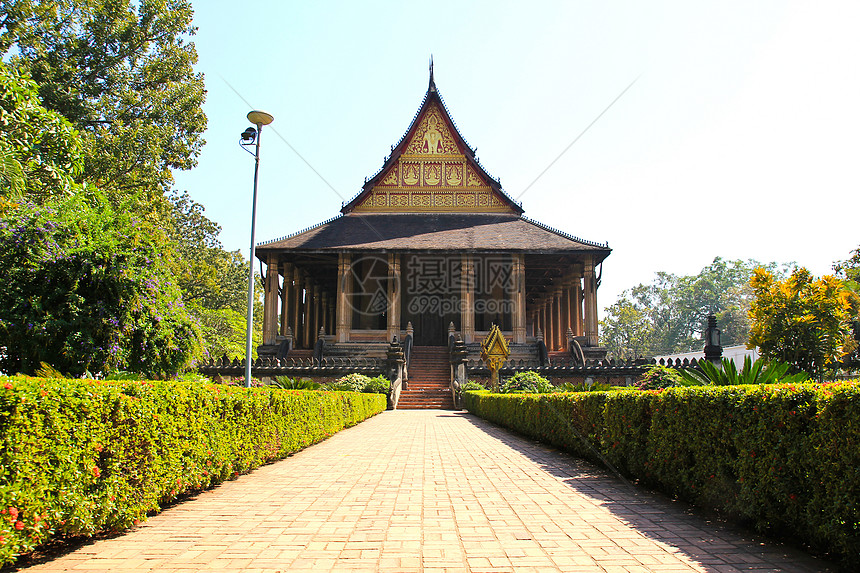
15,521,24,530
3,383,11,390
92,467,101,478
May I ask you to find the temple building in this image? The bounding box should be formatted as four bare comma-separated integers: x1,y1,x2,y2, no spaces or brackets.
255,68,610,363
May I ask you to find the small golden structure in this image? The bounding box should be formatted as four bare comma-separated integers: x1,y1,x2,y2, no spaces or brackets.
480,324,510,392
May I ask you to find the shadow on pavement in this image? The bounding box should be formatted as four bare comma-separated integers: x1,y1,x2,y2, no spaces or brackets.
452,410,837,573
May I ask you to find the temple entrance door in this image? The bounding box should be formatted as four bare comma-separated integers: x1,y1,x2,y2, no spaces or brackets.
402,254,460,346
412,312,446,346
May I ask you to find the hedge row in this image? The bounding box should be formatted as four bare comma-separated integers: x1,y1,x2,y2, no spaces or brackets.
464,382,859,564
0,376,386,565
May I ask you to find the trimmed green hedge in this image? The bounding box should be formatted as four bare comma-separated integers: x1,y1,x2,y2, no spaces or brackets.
465,382,860,564
0,376,386,565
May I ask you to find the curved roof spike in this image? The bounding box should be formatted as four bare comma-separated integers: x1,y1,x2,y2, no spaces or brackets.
429,55,435,90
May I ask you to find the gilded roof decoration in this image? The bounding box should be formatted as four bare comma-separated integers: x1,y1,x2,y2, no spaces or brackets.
342,81,523,215
404,105,458,155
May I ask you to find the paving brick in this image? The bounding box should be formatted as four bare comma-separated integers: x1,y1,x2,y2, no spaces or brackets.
20,411,835,572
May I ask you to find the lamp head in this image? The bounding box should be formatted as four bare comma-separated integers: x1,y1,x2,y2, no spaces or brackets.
240,127,257,145
246,110,274,126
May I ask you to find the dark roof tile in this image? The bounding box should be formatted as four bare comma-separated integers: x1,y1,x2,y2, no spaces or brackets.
257,214,610,258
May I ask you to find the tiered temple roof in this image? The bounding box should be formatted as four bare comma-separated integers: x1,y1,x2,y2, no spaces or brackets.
258,66,609,261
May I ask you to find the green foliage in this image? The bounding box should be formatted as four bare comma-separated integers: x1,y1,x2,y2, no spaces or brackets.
327,373,390,394
103,371,144,381
600,257,787,359
749,267,860,380
501,371,554,394
464,381,860,566
191,305,261,362
599,295,655,360
328,373,370,392
556,380,613,392
2,0,207,208
677,357,809,387
0,62,83,204
163,192,260,362
462,380,487,391
361,375,391,395
166,192,250,313
834,245,860,293
0,6,250,367
0,375,386,566
272,377,321,390
636,365,684,390
0,193,201,377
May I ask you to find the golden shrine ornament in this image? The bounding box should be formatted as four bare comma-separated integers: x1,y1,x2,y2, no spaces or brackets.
480,324,510,392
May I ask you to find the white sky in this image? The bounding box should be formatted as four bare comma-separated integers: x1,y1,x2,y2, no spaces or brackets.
173,1,860,317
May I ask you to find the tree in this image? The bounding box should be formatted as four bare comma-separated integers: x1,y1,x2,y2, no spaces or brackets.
833,246,860,368
1,0,206,213
599,295,655,360
834,245,860,292
164,191,261,361
600,257,785,359
0,62,83,205
0,192,202,377
748,267,860,380
165,192,248,313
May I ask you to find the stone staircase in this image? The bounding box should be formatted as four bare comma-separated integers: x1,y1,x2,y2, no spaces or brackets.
398,346,455,409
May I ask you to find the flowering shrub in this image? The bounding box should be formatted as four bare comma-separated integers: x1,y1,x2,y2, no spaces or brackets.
0,375,385,566
501,371,554,394
635,365,683,390
361,375,391,395
465,381,860,566
0,193,201,377
328,373,390,394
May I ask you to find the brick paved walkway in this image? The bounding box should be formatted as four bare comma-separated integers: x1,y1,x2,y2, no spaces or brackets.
23,411,833,572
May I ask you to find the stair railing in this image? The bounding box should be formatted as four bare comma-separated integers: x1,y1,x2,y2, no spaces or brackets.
449,335,468,409
402,330,413,384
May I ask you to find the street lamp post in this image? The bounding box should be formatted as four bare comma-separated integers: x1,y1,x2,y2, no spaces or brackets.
240,110,274,388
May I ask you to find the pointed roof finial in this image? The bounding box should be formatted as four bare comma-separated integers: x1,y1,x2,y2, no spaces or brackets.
429,55,436,92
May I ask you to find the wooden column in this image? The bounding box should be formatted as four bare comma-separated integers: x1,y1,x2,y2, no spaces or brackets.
387,253,401,342
549,296,556,350
511,254,526,343
303,275,313,347
568,276,580,337
544,301,550,342
291,267,303,347
320,291,329,336
537,299,546,343
280,262,293,337
552,289,563,351
336,253,352,342
461,254,475,343
327,300,335,336
262,253,279,346
584,260,598,346
560,281,570,348
312,284,321,339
